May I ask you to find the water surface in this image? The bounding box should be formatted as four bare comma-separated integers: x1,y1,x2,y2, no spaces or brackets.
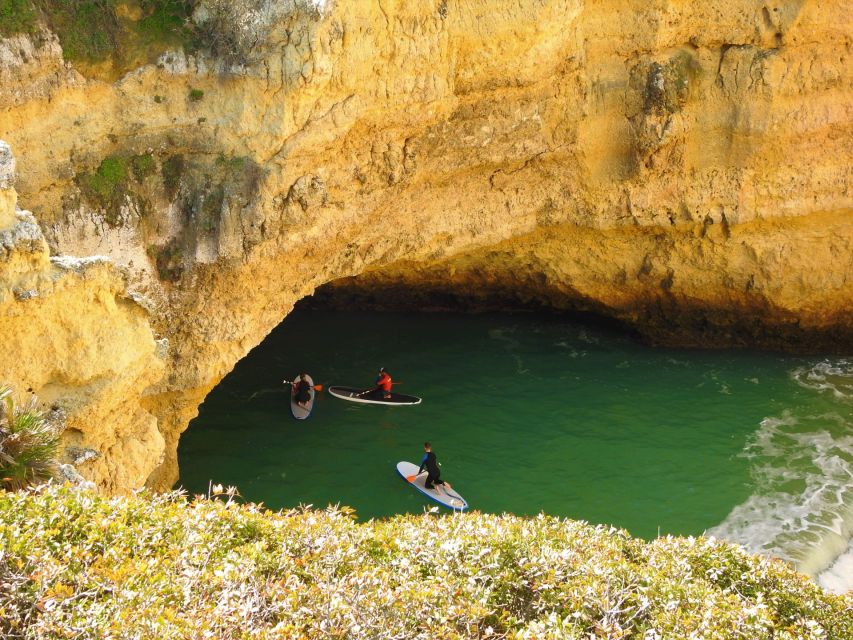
178,310,853,592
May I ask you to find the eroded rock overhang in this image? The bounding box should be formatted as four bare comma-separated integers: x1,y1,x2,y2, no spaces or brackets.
0,0,851,492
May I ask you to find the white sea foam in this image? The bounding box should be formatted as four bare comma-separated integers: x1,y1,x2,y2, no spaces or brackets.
818,540,853,594
707,409,853,592
792,359,853,401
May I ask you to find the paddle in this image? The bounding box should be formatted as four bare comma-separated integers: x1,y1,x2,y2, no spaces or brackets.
406,470,425,482
283,379,324,392
355,381,403,397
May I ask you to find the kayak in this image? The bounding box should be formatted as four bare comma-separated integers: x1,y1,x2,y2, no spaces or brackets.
327,386,422,406
289,374,316,420
396,461,468,511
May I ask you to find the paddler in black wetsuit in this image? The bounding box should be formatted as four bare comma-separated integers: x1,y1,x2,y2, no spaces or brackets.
292,373,311,408
418,441,452,493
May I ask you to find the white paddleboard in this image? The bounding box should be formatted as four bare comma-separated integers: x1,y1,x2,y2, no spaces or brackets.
396,461,468,511
328,386,422,406
289,374,315,420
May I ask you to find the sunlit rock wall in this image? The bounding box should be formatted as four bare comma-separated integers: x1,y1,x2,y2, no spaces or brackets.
0,0,850,491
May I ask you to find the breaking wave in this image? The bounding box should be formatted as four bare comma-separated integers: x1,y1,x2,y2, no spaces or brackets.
708,359,853,594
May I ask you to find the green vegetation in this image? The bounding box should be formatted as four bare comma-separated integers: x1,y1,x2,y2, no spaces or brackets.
39,0,121,64
0,386,59,491
0,0,193,67
0,0,38,37
130,153,156,181
77,153,160,224
136,0,191,48
1,0,321,69
188,87,204,102
0,485,849,638
77,154,130,217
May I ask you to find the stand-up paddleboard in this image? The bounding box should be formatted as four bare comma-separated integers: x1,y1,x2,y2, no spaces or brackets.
289,375,316,420
396,461,468,511
328,386,422,406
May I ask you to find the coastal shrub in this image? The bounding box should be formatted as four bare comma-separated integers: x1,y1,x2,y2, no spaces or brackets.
0,386,59,491
0,0,38,37
0,486,849,639
188,87,204,101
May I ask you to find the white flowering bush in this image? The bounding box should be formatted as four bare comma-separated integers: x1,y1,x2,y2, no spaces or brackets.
0,486,849,639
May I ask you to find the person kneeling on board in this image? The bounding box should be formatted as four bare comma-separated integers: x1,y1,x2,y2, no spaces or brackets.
292,374,311,408
418,441,451,493
373,367,393,400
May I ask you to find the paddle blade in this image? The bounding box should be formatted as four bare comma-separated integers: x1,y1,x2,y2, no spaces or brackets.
406,475,416,483
313,384,324,391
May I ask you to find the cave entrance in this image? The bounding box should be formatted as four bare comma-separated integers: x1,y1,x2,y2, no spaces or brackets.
174,287,821,552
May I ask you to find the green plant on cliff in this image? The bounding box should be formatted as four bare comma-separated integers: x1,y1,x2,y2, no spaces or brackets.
32,0,123,63
136,0,192,47
0,485,849,639
130,152,156,181
0,387,59,491
0,1,194,67
0,0,38,36
77,154,130,223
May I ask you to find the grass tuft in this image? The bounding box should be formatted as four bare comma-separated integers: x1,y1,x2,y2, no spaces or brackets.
0,386,59,491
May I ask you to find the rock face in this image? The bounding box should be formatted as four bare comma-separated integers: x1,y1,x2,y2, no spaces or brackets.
0,209,164,492
0,141,16,228
0,0,851,492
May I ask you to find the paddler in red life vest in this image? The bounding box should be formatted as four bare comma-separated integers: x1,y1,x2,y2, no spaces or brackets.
374,367,392,399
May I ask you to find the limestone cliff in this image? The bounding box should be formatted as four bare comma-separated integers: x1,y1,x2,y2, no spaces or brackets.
0,0,851,492
0,143,164,491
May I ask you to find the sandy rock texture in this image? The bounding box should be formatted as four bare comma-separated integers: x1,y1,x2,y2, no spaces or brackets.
0,0,851,491
0,182,164,491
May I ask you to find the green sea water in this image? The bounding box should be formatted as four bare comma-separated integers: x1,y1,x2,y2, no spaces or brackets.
178,309,853,592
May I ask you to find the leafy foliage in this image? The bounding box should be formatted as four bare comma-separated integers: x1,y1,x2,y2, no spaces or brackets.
0,387,59,491
0,485,849,639
0,0,38,36
0,0,194,66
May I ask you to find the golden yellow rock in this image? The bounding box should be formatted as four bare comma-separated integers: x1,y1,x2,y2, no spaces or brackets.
0,0,850,492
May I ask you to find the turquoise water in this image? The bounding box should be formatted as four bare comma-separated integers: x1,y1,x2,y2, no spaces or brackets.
178,309,853,592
